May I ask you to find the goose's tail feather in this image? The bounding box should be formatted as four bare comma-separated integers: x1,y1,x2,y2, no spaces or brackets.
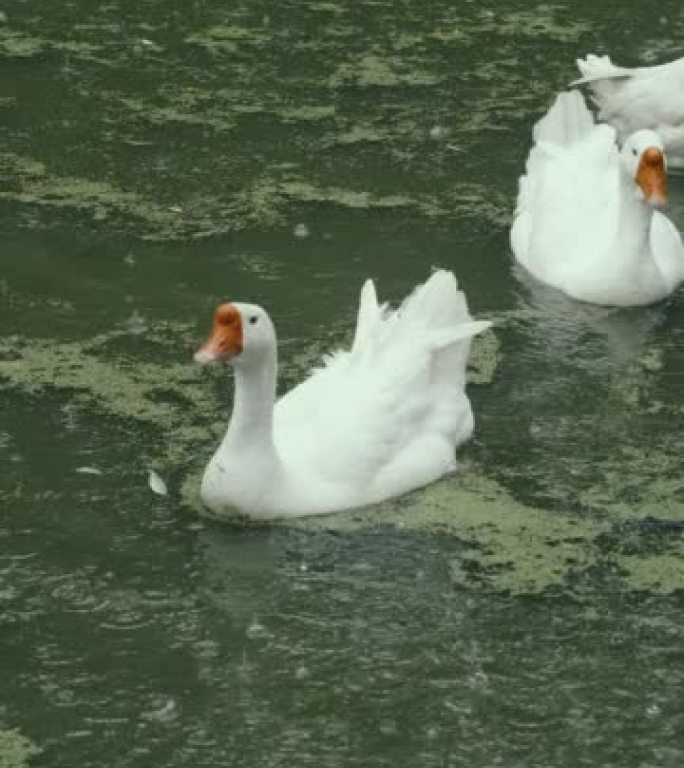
533,90,595,147
351,270,489,389
572,54,632,85
398,270,490,390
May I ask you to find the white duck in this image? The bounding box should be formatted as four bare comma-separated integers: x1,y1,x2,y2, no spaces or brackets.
194,271,490,519
511,90,684,306
574,54,684,169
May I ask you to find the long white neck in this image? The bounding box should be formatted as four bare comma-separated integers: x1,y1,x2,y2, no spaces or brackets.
220,351,278,459
618,168,684,293
618,171,653,256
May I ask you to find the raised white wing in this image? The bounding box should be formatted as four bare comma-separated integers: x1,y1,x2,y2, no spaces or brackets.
513,92,622,278
273,272,489,487
575,54,684,134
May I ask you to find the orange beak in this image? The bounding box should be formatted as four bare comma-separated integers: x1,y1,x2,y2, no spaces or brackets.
636,146,667,207
194,303,243,364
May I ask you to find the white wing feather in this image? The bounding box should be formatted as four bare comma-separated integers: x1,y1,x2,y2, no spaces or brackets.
273,271,489,487
512,92,621,281
651,212,684,292
574,54,684,137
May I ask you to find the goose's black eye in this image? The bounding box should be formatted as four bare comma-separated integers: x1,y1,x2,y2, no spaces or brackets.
632,148,638,156
249,316,258,325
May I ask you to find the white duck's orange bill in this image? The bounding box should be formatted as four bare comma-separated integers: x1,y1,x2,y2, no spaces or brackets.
194,303,243,363
637,147,667,206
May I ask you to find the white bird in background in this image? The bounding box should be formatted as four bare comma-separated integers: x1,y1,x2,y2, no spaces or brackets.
194,271,490,519
511,90,684,306
574,54,684,169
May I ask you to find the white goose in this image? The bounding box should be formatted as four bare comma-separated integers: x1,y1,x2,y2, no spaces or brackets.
574,54,684,169
194,271,490,519
511,90,684,306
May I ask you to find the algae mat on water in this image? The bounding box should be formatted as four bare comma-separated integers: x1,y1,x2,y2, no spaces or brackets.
0,152,511,240
0,2,589,240
0,731,39,768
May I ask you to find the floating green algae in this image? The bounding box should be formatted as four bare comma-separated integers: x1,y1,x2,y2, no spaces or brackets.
290,468,684,594
0,25,103,59
328,53,441,88
0,153,182,236
281,181,413,210
306,1,345,14
0,19,522,239
0,28,46,58
321,124,391,147
462,5,590,42
0,0,597,247
427,27,470,44
420,183,513,226
119,95,235,132
468,328,499,385
1,152,507,238
0,338,179,424
0,328,219,469
275,105,337,123
383,3,588,48
291,472,606,594
279,177,510,228
390,32,424,52
0,154,283,239
0,730,39,768
615,548,684,594
186,24,271,55
575,443,684,522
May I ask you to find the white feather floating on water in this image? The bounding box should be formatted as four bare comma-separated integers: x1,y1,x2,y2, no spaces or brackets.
76,466,102,475
148,470,168,496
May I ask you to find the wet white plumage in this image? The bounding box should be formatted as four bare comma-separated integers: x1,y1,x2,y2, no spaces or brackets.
574,54,684,169
511,90,684,306
199,271,490,519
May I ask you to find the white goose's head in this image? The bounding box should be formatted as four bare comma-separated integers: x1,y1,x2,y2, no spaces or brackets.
194,301,276,367
621,130,667,207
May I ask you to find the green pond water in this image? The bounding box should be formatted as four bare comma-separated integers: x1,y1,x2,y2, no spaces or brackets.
1,0,683,765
